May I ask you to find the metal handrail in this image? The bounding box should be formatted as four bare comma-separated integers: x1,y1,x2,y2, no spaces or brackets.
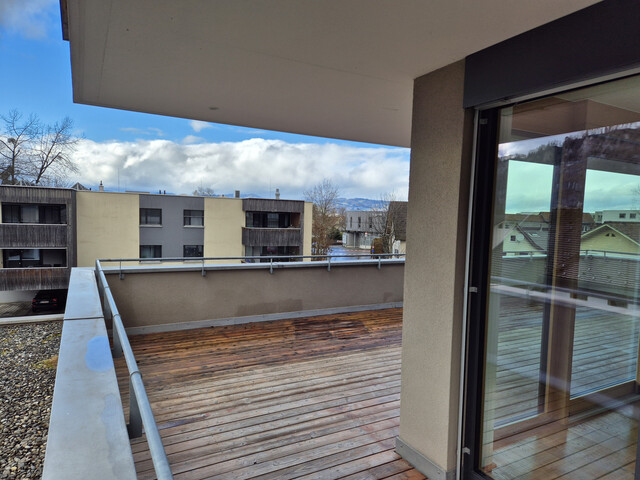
98,253,405,278
98,253,406,263
95,260,173,480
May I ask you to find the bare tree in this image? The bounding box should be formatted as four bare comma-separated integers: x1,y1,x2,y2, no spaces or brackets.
304,179,343,258
370,192,407,254
0,111,80,186
0,110,39,184
31,117,79,185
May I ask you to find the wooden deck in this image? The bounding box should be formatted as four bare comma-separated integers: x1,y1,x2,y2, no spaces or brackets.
488,295,640,479
115,308,425,480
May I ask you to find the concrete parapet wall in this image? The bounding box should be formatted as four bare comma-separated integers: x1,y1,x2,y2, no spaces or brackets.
105,260,405,329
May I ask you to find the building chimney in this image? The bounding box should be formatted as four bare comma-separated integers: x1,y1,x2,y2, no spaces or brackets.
235,190,240,198
275,188,280,200
99,181,104,192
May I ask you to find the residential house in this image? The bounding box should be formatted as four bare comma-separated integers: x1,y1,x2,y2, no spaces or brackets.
343,210,385,250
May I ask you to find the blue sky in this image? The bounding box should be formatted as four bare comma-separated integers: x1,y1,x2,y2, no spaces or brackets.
0,0,411,199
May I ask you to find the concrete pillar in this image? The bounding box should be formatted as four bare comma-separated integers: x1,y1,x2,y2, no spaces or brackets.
396,60,474,480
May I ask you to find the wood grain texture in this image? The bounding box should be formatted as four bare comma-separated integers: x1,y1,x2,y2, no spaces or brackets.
115,308,425,480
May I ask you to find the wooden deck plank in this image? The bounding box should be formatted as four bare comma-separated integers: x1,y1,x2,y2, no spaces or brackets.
116,308,423,480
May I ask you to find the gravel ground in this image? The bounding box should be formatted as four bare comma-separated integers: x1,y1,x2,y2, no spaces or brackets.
0,322,62,479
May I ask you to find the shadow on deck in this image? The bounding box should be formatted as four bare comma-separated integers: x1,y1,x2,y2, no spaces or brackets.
115,308,426,480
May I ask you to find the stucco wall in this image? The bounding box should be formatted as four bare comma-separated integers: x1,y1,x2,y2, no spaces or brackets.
106,262,404,328
303,202,313,258
139,194,204,257
398,60,473,474
581,230,640,254
76,191,139,267
203,197,244,259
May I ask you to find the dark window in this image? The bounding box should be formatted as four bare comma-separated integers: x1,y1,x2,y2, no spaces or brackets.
2,248,66,268
1,204,66,224
140,208,162,225
245,212,291,228
183,245,203,257
631,213,637,219
350,217,353,228
184,209,204,226
139,245,162,258
358,217,361,228
619,213,626,218
510,235,516,241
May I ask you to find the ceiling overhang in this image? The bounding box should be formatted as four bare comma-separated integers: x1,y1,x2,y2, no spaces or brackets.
63,0,600,147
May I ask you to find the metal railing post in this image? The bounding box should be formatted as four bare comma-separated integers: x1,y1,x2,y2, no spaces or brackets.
270,257,274,274
128,374,142,438
327,256,331,271
112,314,123,358
201,258,206,277
377,255,381,270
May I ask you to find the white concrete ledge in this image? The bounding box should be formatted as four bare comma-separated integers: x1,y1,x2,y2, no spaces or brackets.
0,313,63,326
101,258,404,275
43,268,136,480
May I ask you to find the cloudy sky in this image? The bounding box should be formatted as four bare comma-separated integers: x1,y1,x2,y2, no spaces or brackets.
0,0,410,199
502,131,640,213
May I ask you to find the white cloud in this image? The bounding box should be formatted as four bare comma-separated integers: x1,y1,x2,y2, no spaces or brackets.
182,135,204,145
119,127,164,137
0,0,57,39
71,138,410,200
189,120,213,133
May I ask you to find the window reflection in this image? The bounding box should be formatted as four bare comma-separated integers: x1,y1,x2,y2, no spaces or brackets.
480,75,640,479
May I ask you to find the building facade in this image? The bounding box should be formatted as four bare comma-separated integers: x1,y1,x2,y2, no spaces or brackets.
343,210,385,250
0,186,312,290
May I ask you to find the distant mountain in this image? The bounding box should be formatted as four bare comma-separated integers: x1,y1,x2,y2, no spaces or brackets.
336,198,387,211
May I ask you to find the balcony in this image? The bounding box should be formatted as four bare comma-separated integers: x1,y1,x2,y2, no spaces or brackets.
0,266,70,291
0,223,68,247
242,227,301,247
42,258,405,479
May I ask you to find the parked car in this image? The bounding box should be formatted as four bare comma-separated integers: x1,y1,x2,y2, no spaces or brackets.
32,289,68,313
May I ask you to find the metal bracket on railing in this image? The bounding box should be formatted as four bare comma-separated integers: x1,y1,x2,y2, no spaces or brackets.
327,257,331,271
378,256,381,270
127,371,143,439
112,314,124,358
119,261,124,280
270,258,274,274
201,259,206,277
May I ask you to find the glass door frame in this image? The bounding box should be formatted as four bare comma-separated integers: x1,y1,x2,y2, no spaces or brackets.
461,73,640,480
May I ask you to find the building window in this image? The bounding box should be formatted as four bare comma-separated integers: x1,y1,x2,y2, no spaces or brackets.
358,217,361,228
631,213,637,219
510,235,516,241
140,208,162,225
2,248,66,268
619,213,626,218
245,212,292,228
1,204,66,224
184,209,204,226
350,217,352,228
183,245,203,257
140,245,162,258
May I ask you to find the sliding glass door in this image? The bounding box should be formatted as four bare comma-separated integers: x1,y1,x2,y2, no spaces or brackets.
466,74,640,479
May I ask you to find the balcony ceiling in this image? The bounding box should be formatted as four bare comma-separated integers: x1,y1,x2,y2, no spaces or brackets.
65,0,600,147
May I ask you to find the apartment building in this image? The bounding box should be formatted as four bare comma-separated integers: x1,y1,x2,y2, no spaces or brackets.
343,210,385,250
0,185,312,290
0,186,76,290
